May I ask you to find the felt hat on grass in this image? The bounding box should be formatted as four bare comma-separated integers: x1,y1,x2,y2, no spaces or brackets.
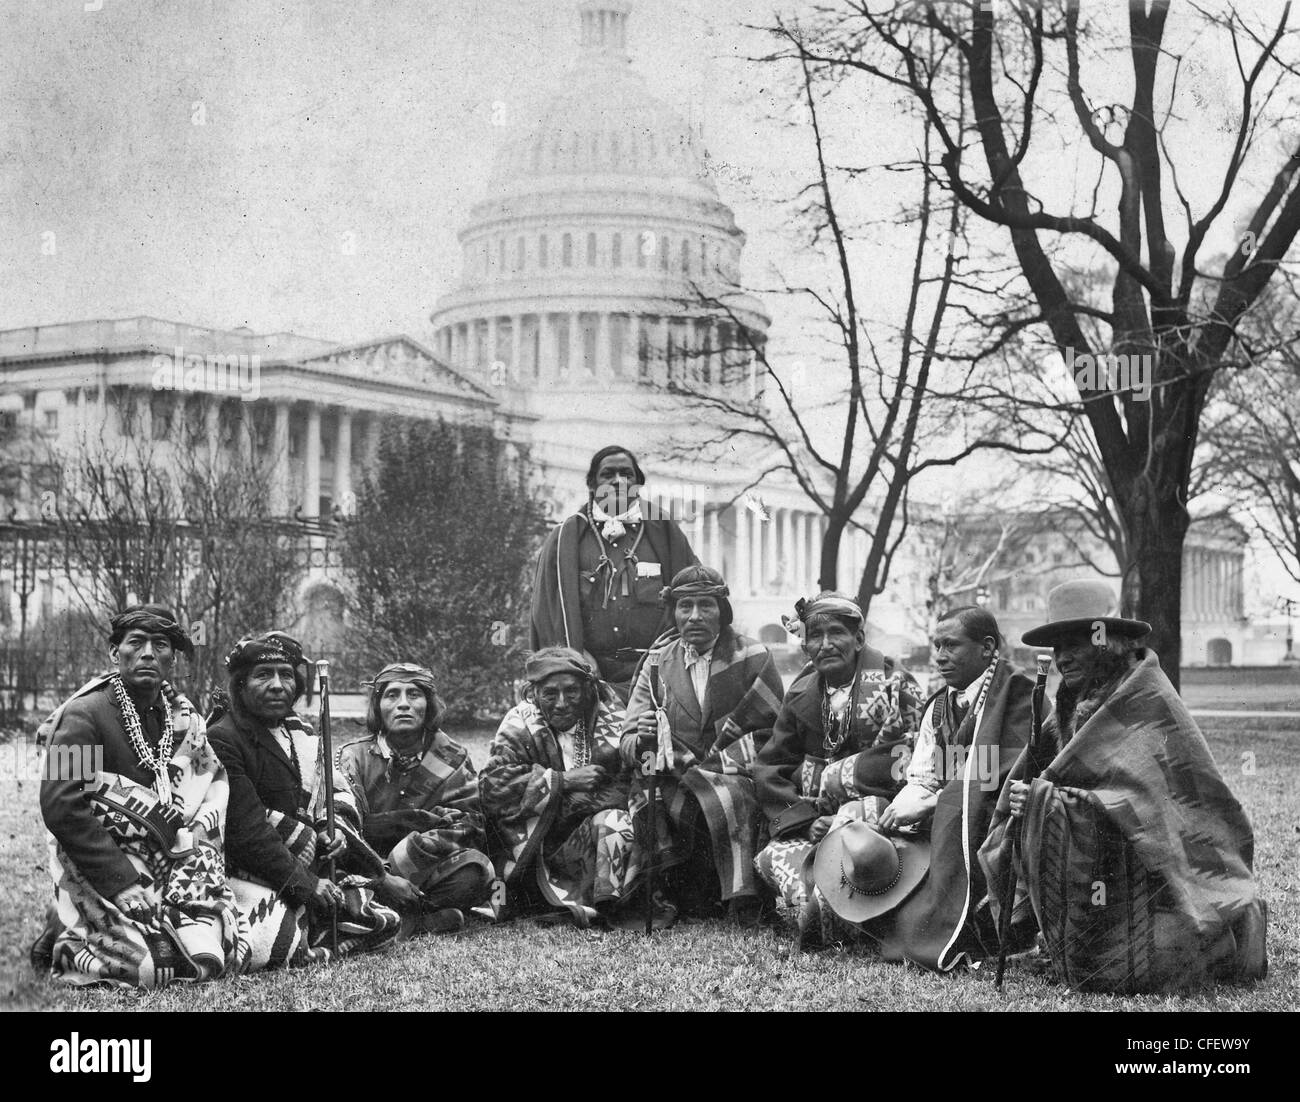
813,820,931,924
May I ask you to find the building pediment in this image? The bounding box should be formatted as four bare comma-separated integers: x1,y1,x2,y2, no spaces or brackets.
296,336,493,401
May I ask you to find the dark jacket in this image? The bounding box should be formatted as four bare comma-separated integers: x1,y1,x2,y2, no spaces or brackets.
529,507,698,683
39,681,171,900
206,708,318,907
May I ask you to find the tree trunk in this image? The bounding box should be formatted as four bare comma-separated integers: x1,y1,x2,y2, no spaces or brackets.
819,516,845,592
1126,500,1188,691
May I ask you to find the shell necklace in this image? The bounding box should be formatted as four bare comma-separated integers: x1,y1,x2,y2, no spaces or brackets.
111,674,175,801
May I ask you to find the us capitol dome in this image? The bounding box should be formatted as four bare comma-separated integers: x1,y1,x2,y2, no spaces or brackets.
430,1,860,641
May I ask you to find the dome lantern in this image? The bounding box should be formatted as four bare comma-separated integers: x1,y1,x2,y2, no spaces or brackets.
579,2,632,61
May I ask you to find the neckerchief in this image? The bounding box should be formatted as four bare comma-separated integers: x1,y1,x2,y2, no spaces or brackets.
591,499,643,541
581,508,647,608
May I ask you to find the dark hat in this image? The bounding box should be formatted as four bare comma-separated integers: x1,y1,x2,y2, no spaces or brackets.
109,604,193,657
660,564,733,628
365,662,445,735
814,820,931,923
524,646,600,686
1020,580,1151,647
224,630,311,701
795,591,864,629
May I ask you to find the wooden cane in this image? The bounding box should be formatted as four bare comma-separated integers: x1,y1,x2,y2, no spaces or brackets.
316,659,339,953
994,652,1051,988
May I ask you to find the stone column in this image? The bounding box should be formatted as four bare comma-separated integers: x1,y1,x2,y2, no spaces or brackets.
706,505,720,570
810,516,825,591
335,409,353,514
303,405,322,519
596,312,610,378
734,505,751,597
691,492,705,554
366,414,382,470
469,319,482,377
205,399,220,467
539,313,557,383
272,401,291,514
658,316,671,385
794,512,807,592
763,505,778,592
510,314,522,381
487,315,499,376
781,508,795,590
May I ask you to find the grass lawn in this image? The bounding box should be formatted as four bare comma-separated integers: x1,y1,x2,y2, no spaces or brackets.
1,717,1295,1012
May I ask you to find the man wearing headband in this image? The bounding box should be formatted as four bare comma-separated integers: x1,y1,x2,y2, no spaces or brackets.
33,604,248,988
753,592,922,950
480,647,645,927
335,663,493,936
620,566,784,926
208,631,399,968
529,445,698,699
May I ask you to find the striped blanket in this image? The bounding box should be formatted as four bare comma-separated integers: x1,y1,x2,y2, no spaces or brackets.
978,651,1267,993
622,629,783,903
480,699,638,927
47,721,249,989
227,719,400,969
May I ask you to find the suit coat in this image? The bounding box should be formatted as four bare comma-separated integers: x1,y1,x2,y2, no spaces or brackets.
207,708,319,907
618,628,783,767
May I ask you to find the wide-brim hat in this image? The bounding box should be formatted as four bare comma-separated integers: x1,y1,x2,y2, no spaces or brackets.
813,820,931,923
1021,579,1151,647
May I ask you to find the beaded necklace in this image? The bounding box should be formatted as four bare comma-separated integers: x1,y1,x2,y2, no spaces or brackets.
111,674,175,801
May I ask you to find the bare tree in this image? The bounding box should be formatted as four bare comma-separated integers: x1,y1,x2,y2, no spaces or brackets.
50,392,302,707
653,18,1061,618
781,1,1300,685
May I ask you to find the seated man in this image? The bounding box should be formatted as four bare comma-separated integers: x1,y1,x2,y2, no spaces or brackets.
207,631,399,969
480,647,640,927
753,592,922,949
817,607,1034,967
980,580,1267,993
337,662,493,936
620,566,784,925
34,604,247,988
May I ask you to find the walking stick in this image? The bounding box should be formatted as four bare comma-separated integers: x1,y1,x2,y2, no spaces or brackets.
643,752,658,936
642,657,672,936
994,652,1051,988
316,659,339,954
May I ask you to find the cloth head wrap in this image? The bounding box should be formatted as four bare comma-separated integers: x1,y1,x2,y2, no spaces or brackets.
365,662,445,735
659,564,733,628
109,604,194,657
795,591,865,630
524,647,600,686
224,630,311,702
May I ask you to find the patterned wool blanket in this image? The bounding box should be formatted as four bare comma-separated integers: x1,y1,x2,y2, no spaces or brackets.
978,651,1266,993
624,629,783,902
480,699,640,927
227,717,399,970
46,695,249,989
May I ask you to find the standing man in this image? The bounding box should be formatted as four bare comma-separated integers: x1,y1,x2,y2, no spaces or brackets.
207,631,400,969
980,581,1266,992
621,566,784,925
530,445,698,699
753,592,922,949
35,604,248,988
337,662,494,937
